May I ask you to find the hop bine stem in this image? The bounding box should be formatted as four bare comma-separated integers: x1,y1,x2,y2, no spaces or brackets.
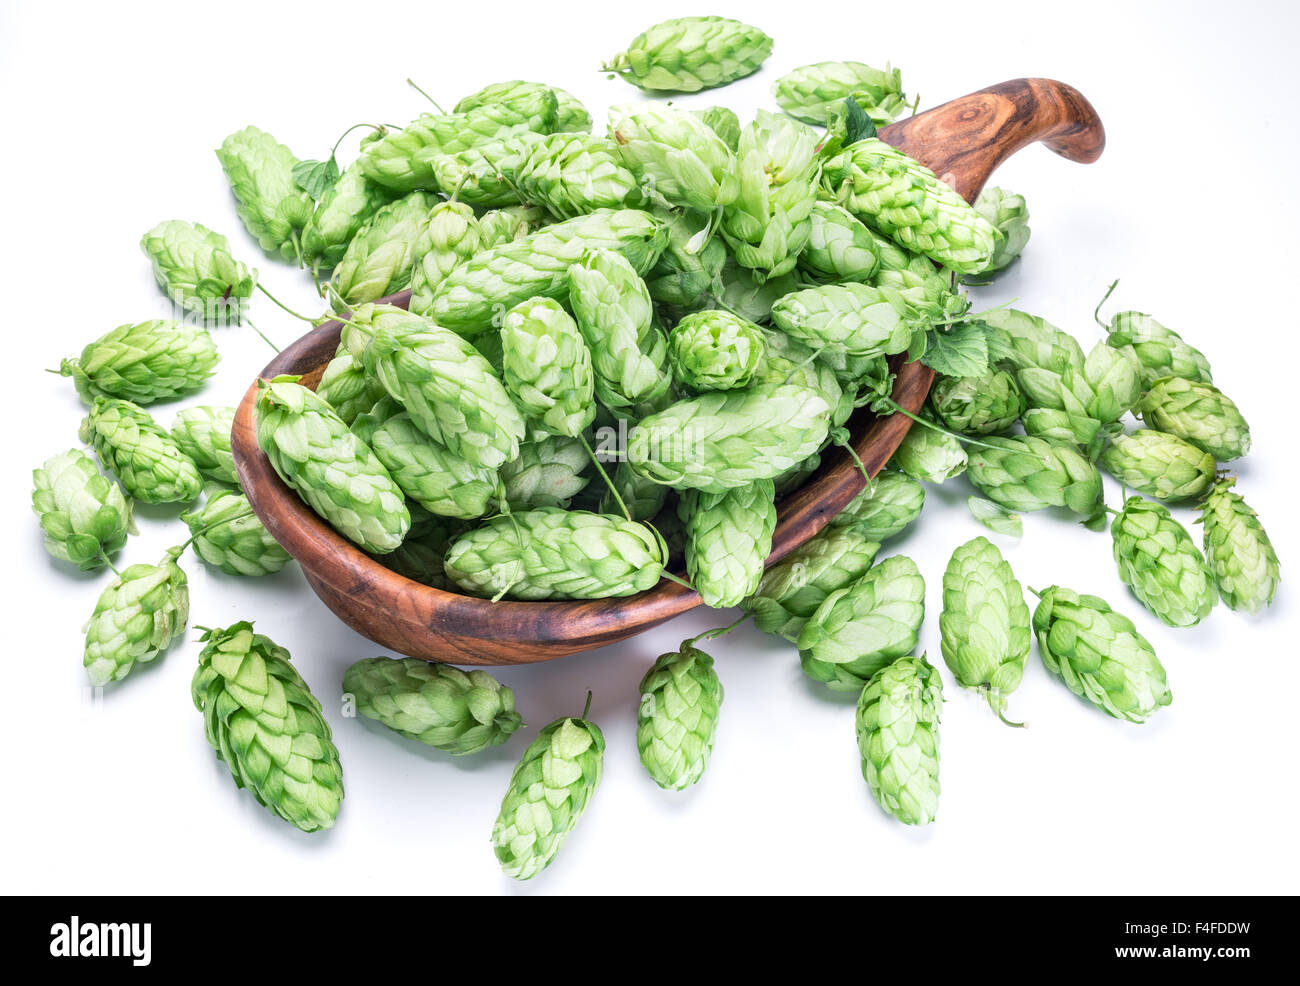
256,282,320,324
868,390,1004,452
244,317,280,354
406,78,445,114
97,549,122,578
580,691,594,719
684,613,751,646
579,433,631,522
1094,278,1120,329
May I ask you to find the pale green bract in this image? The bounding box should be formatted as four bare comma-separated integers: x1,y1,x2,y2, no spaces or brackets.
1198,476,1280,614
1136,377,1251,461
140,220,256,320
608,104,739,213
170,405,237,485
331,189,437,305
455,80,592,133
1110,496,1215,628
80,397,204,504
60,320,220,407
603,16,773,93
929,368,1025,436
315,352,387,427
798,202,880,284
500,436,591,511
770,281,910,357
408,201,483,316
182,489,292,577
1104,312,1213,389
829,471,925,541
645,208,727,307
302,162,392,272
965,435,1104,518
1098,429,1215,502
513,133,644,218
959,187,1031,284
215,125,313,261
667,310,766,392
773,61,908,127
889,424,968,483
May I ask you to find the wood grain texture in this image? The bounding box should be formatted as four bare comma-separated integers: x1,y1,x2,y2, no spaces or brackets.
230,78,1105,665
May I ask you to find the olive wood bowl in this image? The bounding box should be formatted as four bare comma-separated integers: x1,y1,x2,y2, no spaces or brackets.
231,77,1104,665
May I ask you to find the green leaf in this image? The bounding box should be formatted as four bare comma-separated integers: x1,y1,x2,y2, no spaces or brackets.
842,95,876,145
968,496,1022,537
292,157,340,200
920,320,990,378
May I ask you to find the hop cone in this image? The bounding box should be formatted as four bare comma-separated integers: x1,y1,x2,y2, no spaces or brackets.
797,554,926,692
1098,429,1215,502
599,458,666,521
856,656,942,826
721,110,819,279
628,384,831,493
492,709,604,880
940,537,1031,723
889,424,967,483
214,126,313,261
799,202,881,284
668,310,766,392
1032,587,1171,723
302,162,392,272
829,471,926,541
637,645,724,790
501,435,591,510
83,547,188,686
1105,312,1213,389
753,327,853,427
444,508,665,600
983,308,1085,375
140,220,256,319
770,282,910,357
170,405,237,485
427,137,529,210
1017,340,1142,451
455,79,591,133
80,397,203,504
822,137,999,274
966,435,1104,517
742,525,880,640
1110,496,1215,627
407,201,483,315
192,623,343,832
773,61,908,127
501,298,595,438
331,190,437,305
343,657,521,754
1198,476,1280,614
607,104,739,212
513,133,643,219
1136,377,1250,461
32,449,134,570
645,208,726,307
255,376,410,553
315,352,387,427
872,254,967,329
603,15,772,93
694,105,741,150
427,208,666,334
61,320,219,407
682,479,777,608
959,187,1031,284
477,204,547,247
929,368,1025,436
182,489,291,577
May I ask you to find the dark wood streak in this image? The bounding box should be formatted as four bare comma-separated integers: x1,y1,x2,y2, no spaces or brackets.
230,77,1104,666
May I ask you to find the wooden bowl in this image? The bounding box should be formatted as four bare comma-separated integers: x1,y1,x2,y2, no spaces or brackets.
231,77,1104,666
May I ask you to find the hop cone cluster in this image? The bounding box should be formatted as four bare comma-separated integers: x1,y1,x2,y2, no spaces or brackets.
773,61,907,127
1136,377,1251,461
889,424,968,484
182,489,292,577
501,435,591,511
140,220,255,318
84,547,188,686
408,201,484,314
80,397,203,504
682,479,777,608
1016,339,1142,451
343,657,522,754
513,133,643,218
1199,476,1280,614
1110,496,1215,627
315,352,387,427
1098,429,1215,502
855,656,942,826
32,449,134,571
960,187,1031,284
645,209,727,307
501,297,596,438
61,320,220,407
603,16,773,93
929,368,1025,435
770,282,910,357
170,405,237,485
829,471,925,541
637,645,724,790
192,623,343,832
302,162,392,272
331,189,437,305
215,126,313,261
1105,312,1213,389
607,104,739,213
455,79,591,134
668,310,766,392
965,435,1103,517
799,202,881,284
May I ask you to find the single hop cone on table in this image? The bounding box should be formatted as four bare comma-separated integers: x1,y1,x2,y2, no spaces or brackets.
182,489,292,577
637,645,724,791
83,547,189,686
602,16,773,93
32,448,135,571
959,187,1031,284
330,189,438,306
60,320,220,407
772,61,908,127
80,397,204,504
928,367,1026,436
500,297,596,439
408,201,484,315
965,435,1104,519
342,657,522,755
682,479,777,609
501,435,592,511
454,79,592,134
798,202,881,285
1136,377,1251,462
667,310,766,392
140,220,256,320
169,405,238,486
1103,311,1213,390
215,125,313,261
192,623,343,833
855,655,942,826
1110,496,1216,628
1198,476,1280,614
1097,429,1215,503
607,104,739,214
889,423,968,484
828,470,925,542
302,162,393,273
512,133,645,219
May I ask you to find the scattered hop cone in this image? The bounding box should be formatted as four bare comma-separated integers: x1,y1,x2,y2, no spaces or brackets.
694,105,741,151
215,126,313,261
855,655,942,826
182,489,291,577
1198,476,1280,614
1136,377,1251,461
501,297,596,438
959,187,1031,284
1017,340,1142,452
603,16,772,93
32,449,134,571
773,61,908,127
966,435,1104,518
889,424,968,483
829,471,925,541
1104,311,1213,389
140,220,256,321
984,307,1086,376
599,458,665,521
608,104,739,213
668,310,766,392
302,162,393,273
637,645,724,790
60,320,220,407
1032,586,1171,723
682,480,777,608
170,405,238,485
455,80,592,134
83,546,189,686
940,537,1031,724
80,397,204,504
770,281,911,357
645,208,727,308
1110,496,1215,627
798,202,881,284
343,657,521,754
408,201,484,314
315,352,387,427
797,554,926,692
1098,429,1215,502
501,436,591,510
192,623,343,832
331,189,438,305
513,133,644,218
929,368,1026,435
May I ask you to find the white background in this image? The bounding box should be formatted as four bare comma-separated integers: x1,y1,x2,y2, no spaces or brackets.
2,0,1297,895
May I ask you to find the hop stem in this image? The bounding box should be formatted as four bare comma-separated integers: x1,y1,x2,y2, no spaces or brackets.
869,393,1004,452
684,613,750,646
579,434,630,522
406,78,445,113
256,283,319,324
244,317,281,354
1093,279,1120,329
580,690,594,720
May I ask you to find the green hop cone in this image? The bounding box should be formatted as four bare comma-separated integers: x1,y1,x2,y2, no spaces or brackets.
331,189,437,305
752,327,853,427
668,310,766,392
491,705,604,881
83,547,189,686
370,512,465,590
983,307,1085,375
599,458,667,521
872,254,968,330
637,645,724,790
408,201,484,315
966,435,1104,518
1110,496,1215,628
770,282,910,357
455,79,592,133
32,449,134,571
80,397,203,504
959,187,1031,284
192,623,343,832
1098,429,1215,502
607,104,739,213
501,297,596,438
255,375,410,553
645,208,727,307
444,508,665,600
513,133,644,219
855,655,942,826
829,470,925,541
773,61,908,127
476,204,547,248
797,554,926,692
427,136,531,209
798,202,881,284
169,405,237,485
940,536,1031,724
140,220,256,320
60,320,220,407
603,16,772,93
742,525,881,641
822,137,999,274
1032,587,1171,723
1198,476,1280,614
628,384,831,493
889,424,968,483
694,105,741,151
682,480,777,609
1136,377,1251,461
302,162,393,273
1104,312,1213,389
501,436,591,510
182,488,292,577
215,126,313,261
1017,340,1142,452
343,657,522,754
315,352,387,427
929,368,1026,436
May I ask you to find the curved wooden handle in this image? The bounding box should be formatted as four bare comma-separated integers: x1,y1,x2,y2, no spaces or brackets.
880,77,1105,201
